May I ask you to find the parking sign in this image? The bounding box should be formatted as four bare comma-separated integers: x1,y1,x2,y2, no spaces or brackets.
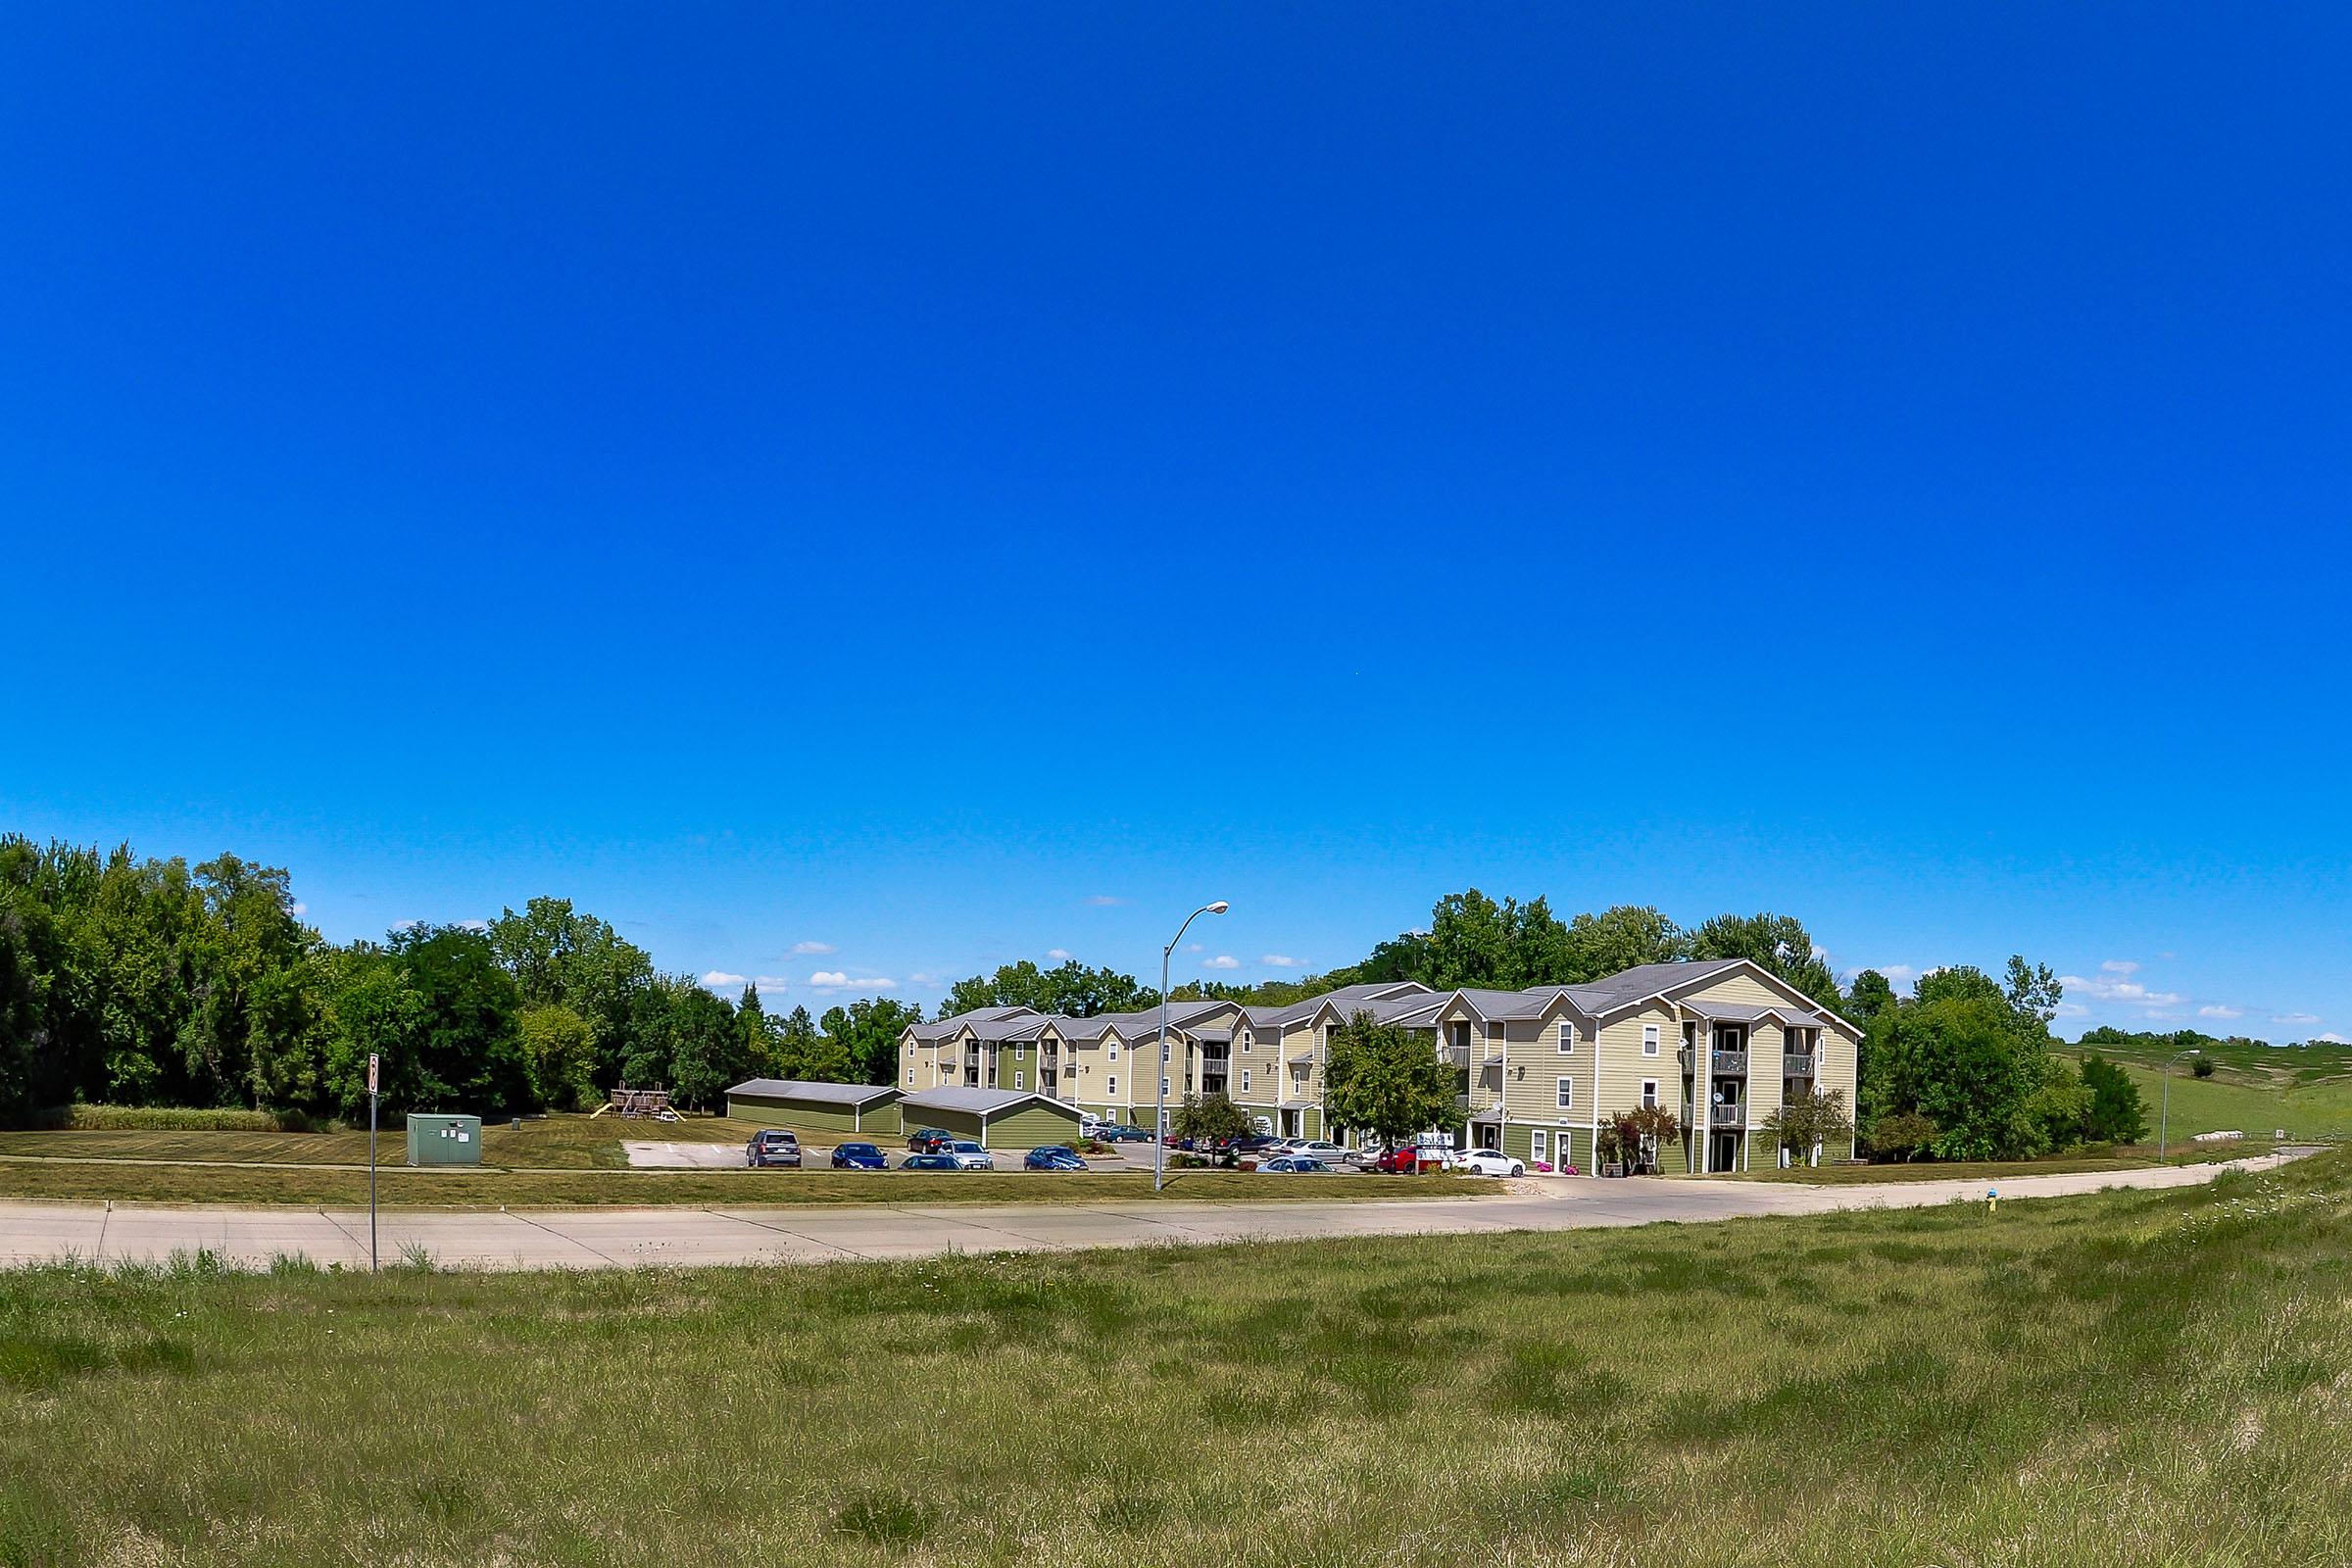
368,1053,378,1094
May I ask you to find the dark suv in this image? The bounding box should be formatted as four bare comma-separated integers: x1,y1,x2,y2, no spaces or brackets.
746,1129,802,1168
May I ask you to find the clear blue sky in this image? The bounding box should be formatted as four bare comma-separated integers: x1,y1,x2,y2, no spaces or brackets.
3,5,2347,1040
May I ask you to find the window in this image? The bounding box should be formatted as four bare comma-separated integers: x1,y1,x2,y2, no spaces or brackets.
1557,1021,1575,1054
1108,1041,1119,1062
1161,1077,1171,1097
1161,1041,1170,1062
1014,1072,1025,1091
1241,1031,1251,1054
1106,1074,1118,1098
1241,1069,1251,1094
1556,1077,1575,1110
1642,1023,1660,1056
1641,1080,1658,1108
1531,1129,1547,1164
1017,1042,1026,1060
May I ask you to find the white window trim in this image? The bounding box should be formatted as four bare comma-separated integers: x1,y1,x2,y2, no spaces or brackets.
1014,1072,1025,1091
1240,1069,1251,1094
1556,1076,1575,1110
1106,1074,1118,1098
1641,1079,1658,1108
1558,1020,1575,1054
1642,1023,1660,1056
1160,1077,1172,1097
1531,1129,1547,1163
1108,1042,1119,1062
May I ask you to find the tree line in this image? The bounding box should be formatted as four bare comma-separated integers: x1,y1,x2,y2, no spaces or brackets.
0,839,2168,1162
0,838,919,1121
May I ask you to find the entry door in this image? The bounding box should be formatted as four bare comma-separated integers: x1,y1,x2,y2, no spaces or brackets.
1282,1108,1300,1136
1479,1125,1499,1152
1712,1132,1737,1172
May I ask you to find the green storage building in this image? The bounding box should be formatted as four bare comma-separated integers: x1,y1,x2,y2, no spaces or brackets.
406,1113,483,1167
725,1078,903,1136
897,1086,1086,1152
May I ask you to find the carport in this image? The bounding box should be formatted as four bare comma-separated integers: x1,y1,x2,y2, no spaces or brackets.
725,1079,903,1135
898,1086,1085,1151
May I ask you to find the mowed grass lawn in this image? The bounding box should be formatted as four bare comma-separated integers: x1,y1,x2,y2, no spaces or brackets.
0,1159,1452,1206
0,1112,772,1171
7,1155,2352,1567
2104,1057,2352,1142
1729,1136,2271,1185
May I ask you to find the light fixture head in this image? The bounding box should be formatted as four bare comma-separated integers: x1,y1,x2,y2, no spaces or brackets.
1207,901,1230,914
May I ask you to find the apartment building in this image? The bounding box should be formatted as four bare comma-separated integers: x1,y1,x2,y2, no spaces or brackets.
895,958,1857,1172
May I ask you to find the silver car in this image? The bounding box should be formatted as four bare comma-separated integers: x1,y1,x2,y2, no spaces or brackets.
944,1140,995,1170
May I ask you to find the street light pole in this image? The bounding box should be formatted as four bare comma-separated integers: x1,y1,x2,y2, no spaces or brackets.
2158,1048,2200,1164
1155,900,1229,1193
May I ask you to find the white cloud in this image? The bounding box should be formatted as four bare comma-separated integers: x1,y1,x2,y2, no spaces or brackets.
1261,954,1303,968
1187,943,1203,953
391,919,421,932
2101,959,2141,975
2054,1002,2089,1017
2316,1032,2351,1045
1870,964,1916,982
907,972,935,986
754,976,792,991
790,940,836,956
1085,895,1122,906
2197,1004,2243,1020
701,970,748,991
1047,949,1073,961
2275,1013,2322,1026
1202,955,1242,970
289,902,308,916
457,918,489,933
810,970,898,992
2060,975,2186,1009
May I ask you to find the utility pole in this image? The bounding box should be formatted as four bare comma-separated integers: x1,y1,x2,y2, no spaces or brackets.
367,1052,380,1272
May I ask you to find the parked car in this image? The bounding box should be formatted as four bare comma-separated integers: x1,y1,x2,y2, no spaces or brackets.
1234,1134,1287,1156
1078,1114,1103,1139
1257,1155,1332,1173
902,1152,960,1171
1097,1123,1152,1143
943,1140,996,1170
1458,1149,1527,1178
1287,1140,1355,1164
1375,1144,1458,1174
745,1129,802,1168
1024,1146,1088,1171
906,1127,955,1153
830,1142,888,1170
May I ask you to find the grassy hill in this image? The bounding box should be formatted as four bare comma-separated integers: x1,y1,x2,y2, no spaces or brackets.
2055,1043,2352,1143
4,1151,2348,1565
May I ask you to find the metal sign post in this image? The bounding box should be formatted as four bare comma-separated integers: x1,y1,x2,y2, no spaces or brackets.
367,1052,379,1273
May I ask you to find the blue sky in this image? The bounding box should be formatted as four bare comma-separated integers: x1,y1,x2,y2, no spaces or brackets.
3,5,2347,1040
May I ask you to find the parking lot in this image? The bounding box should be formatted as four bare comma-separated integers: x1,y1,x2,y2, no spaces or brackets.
621,1133,1385,1175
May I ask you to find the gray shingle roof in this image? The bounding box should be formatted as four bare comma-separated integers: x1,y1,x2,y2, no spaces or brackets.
726,1078,901,1105
900,1085,1080,1115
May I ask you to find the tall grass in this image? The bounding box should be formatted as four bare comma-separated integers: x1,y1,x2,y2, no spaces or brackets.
4,1152,2349,1565
9,1103,333,1133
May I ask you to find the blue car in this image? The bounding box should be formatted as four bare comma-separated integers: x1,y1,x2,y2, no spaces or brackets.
902,1152,960,1171
831,1142,887,1170
1097,1124,1152,1142
1024,1146,1088,1171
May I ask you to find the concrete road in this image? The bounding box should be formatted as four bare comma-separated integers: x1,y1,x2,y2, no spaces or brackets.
0,1153,2298,1273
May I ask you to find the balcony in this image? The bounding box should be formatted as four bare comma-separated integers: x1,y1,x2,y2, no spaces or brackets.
1454,1093,1503,1116
1781,1053,1815,1078
1699,1102,1747,1128
1445,1043,1505,1068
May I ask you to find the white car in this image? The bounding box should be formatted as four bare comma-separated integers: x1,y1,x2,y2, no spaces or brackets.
943,1141,996,1170
1457,1149,1526,1178
1287,1140,1355,1165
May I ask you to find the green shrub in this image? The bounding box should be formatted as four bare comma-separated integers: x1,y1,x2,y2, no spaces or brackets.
31,1104,333,1134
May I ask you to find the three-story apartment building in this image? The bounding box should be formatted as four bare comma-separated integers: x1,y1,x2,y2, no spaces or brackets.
895,958,1857,1171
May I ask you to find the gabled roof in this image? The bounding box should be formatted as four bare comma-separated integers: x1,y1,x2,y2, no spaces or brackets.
1251,981,1436,1030
906,1004,1042,1043
726,1078,902,1105
1683,999,1830,1029
900,1085,1081,1116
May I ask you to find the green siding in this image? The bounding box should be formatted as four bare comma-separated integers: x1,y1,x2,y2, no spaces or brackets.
725,1093,894,1137
1499,1123,1592,1171
979,1102,1085,1151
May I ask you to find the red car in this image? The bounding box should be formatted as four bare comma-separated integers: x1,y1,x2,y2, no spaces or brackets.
1375,1145,1425,1174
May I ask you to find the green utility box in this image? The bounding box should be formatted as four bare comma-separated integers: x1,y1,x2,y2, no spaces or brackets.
406,1113,483,1167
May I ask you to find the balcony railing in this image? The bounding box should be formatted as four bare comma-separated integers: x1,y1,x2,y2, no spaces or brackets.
1699,1102,1747,1128
1781,1053,1815,1078
1713,1048,1748,1076
1453,1093,1503,1114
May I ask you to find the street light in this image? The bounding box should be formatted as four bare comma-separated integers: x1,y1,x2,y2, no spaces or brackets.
1155,900,1229,1192
2158,1048,2200,1164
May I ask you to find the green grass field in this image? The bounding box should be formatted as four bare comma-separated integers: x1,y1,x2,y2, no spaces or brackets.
4,1152,2347,1566
0,1112,776,1171
1729,1137,2269,1184
2061,1052,2352,1143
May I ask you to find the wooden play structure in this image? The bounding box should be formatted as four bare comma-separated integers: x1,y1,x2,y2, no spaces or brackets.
592,1084,680,1121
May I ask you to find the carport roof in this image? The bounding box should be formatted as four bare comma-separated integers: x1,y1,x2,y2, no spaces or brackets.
726,1079,902,1105
900,1086,1082,1116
